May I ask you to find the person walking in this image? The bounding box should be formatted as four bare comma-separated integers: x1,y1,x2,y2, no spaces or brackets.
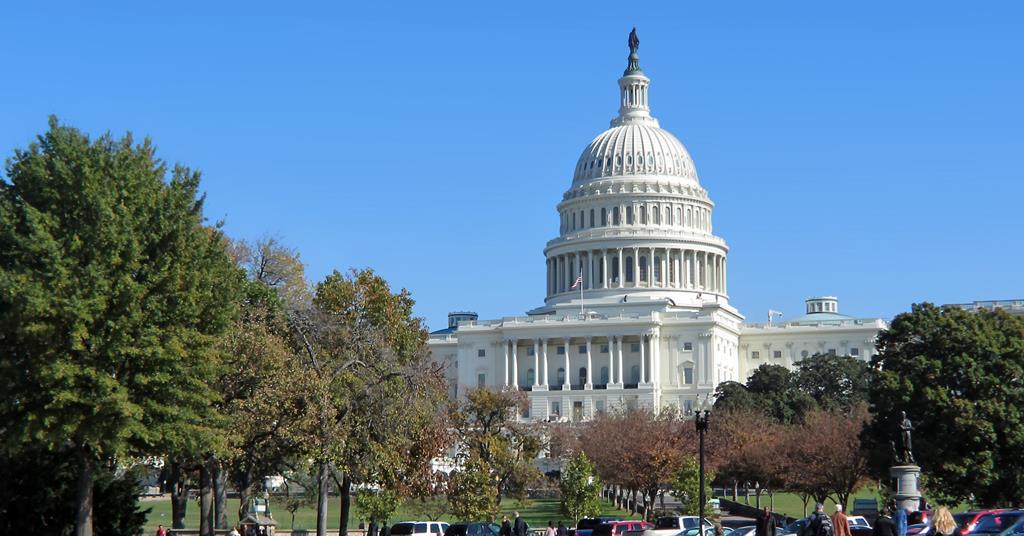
501,516,513,536
557,521,568,536
832,504,851,536
801,503,834,536
156,525,168,536
873,507,897,536
932,508,957,536
514,511,529,536
546,521,558,536
757,507,777,536
892,503,909,536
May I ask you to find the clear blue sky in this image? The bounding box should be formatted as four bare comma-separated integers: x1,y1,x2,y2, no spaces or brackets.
2,1,1022,331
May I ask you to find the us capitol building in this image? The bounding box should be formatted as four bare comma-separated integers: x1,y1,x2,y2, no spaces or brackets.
428,31,886,421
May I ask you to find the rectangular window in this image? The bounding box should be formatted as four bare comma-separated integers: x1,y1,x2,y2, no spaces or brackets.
828,348,837,356
527,347,535,356
631,343,640,352
850,347,860,356
557,346,566,355
601,345,609,353
550,401,561,418
773,350,782,359
477,349,486,357
683,342,693,351
601,208,608,226
684,367,694,385
578,345,587,354
477,373,486,388
751,351,760,359
684,399,693,414
595,400,606,415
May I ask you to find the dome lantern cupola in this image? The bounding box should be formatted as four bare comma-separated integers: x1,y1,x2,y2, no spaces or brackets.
613,27,657,128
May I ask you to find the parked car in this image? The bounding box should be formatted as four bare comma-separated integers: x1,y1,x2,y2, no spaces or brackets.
956,510,1012,536
730,525,756,536
971,512,1024,536
395,522,451,536
848,517,873,536
780,519,807,536
442,523,500,536
907,524,930,536
578,518,623,536
650,516,713,536
593,521,651,536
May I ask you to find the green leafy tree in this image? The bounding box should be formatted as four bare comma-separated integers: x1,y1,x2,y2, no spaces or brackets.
795,354,871,412
714,364,815,423
448,458,500,521
356,489,402,529
864,303,1024,507
0,118,242,536
560,452,601,523
671,456,714,515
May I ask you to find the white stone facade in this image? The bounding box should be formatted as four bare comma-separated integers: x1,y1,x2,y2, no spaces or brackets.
428,33,887,421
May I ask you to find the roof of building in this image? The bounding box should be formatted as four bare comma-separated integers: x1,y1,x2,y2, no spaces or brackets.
785,311,855,324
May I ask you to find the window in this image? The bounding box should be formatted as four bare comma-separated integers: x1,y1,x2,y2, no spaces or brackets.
630,365,641,383
557,346,565,355
589,209,595,227
683,342,693,351
477,373,486,388
572,212,576,230
828,349,837,356
601,344,609,353
631,343,640,352
600,366,609,384
613,206,620,225
640,205,647,224
652,206,660,224
612,257,620,282
527,347,535,356
639,256,648,281
596,400,606,415
578,367,587,384
684,367,694,384
556,368,566,384
773,350,782,359
751,351,760,359
626,206,634,224
653,256,662,282
526,368,535,385
684,399,693,414
665,206,671,225
551,401,561,417
625,257,634,282
801,350,809,358
477,349,486,357
578,345,587,354
601,207,607,226
850,347,860,356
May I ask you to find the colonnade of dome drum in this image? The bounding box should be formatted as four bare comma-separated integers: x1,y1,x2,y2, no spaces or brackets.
546,247,726,298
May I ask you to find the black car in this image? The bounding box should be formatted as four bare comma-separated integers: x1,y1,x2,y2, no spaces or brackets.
444,523,502,536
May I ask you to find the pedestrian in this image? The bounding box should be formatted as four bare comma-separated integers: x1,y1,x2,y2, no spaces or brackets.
514,511,529,536
557,521,568,536
501,516,513,536
546,521,558,536
757,507,777,536
228,526,240,536
891,503,909,536
801,503,834,536
933,508,957,536
832,504,851,536
873,507,896,536
156,524,167,536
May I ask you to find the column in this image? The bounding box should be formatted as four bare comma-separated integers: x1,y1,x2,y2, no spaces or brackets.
633,248,639,288
503,340,509,387
511,340,519,388
533,339,540,387
601,251,608,289
652,332,660,387
563,339,571,389
674,249,682,288
542,339,549,387
723,257,727,294
648,247,654,286
585,338,593,388
660,249,667,288
617,336,624,385
587,251,594,290
608,336,616,384
617,248,624,288
640,334,647,384
670,336,678,386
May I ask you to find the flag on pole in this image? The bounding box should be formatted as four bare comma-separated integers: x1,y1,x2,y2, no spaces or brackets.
571,273,583,289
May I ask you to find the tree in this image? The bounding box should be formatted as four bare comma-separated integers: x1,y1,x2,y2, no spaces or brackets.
795,354,871,413
713,365,815,423
864,303,1024,507
799,406,870,511
0,118,242,536
452,388,544,504
671,456,714,515
356,489,402,530
560,452,602,523
448,458,499,521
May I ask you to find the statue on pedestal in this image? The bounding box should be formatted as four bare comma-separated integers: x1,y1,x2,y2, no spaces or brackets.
898,411,915,464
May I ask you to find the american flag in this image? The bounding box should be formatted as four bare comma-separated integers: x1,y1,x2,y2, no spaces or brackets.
571,273,583,289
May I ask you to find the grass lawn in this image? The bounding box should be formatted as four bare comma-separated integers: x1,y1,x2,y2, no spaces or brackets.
723,487,884,520
141,497,643,532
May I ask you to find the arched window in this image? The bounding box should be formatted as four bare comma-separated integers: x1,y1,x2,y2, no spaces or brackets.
572,212,576,230
601,208,607,226
639,256,648,282
626,206,634,225
676,207,681,225
665,206,671,225
669,257,676,284
654,256,662,282
600,366,609,384
631,365,641,384
612,257,620,283
578,367,587,385
589,209,595,228
640,205,647,224
625,257,634,283
612,206,620,225
580,211,585,229
557,368,566,384
652,205,660,224
526,368,535,386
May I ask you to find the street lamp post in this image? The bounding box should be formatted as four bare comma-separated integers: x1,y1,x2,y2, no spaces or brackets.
695,395,711,531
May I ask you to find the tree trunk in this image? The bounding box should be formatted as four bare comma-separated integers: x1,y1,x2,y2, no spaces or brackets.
339,473,353,536
214,461,228,529
171,462,189,529
732,480,738,502
317,461,330,536
200,460,215,536
75,446,94,536
238,475,254,522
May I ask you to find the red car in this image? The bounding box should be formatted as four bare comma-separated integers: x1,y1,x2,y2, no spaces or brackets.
956,510,1011,536
592,521,652,536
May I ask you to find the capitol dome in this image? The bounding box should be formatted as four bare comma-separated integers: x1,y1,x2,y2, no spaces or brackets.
572,123,699,184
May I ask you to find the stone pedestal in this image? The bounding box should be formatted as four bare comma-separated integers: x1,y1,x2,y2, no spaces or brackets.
890,465,921,512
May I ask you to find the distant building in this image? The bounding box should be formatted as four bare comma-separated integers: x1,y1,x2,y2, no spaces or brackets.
428,31,887,421
944,299,1024,316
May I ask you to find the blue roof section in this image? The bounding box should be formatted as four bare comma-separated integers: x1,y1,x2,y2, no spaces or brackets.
786,312,855,324
430,326,457,335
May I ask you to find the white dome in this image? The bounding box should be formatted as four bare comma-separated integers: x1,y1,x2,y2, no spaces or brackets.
572,123,698,184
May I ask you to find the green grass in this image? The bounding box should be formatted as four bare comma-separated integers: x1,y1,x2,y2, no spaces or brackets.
722,487,884,520
140,497,643,532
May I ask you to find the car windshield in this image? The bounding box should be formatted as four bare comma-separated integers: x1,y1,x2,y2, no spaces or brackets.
580,520,603,530
976,514,1023,533
594,526,613,536
657,519,681,530
952,514,974,529
394,524,415,535
850,520,869,527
